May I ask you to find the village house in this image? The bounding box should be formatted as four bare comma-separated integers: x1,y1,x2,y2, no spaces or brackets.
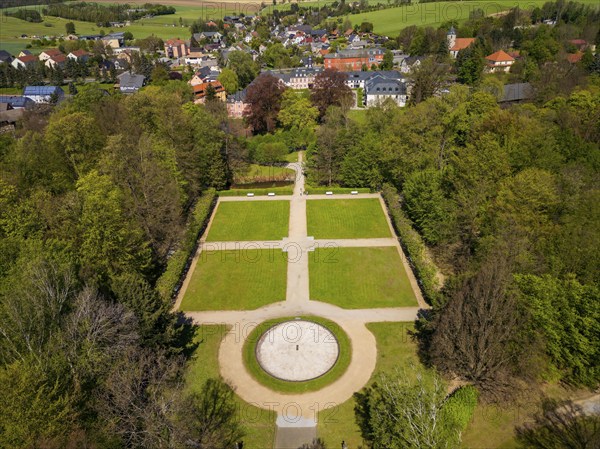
193,80,226,104
0,95,35,109
23,85,65,103
164,38,189,59
0,50,13,65
102,32,126,49
45,53,67,69
11,54,37,69
364,75,408,107
324,48,384,71
117,72,145,94
67,49,90,62
38,49,63,62
485,50,515,73
226,88,249,118
447,27,476,58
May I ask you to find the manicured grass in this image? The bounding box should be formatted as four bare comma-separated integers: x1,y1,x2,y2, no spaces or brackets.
185,325,276,448
284,151,300,163
242,316,352,394
206,200,290,242
317,322,420,446
348,109,368,124
217,186,294,196
234,164,295,184
180,249,287,310
310,247,418,308
307,198,390,239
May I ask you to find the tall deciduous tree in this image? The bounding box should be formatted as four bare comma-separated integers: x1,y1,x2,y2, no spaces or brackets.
310,68,353,118
226,50,258,88
278,90,319,130
408,57,450,105
243,73,286,133
217,67,239,94
428,255,524,398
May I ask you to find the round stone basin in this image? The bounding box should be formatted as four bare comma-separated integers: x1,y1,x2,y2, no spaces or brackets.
256,320,340,381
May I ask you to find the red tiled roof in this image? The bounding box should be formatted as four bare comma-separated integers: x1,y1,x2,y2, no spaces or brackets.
18,55,37,63
51,54,67,63
166,38,186,46
70,49,89,57
486,50,515,62
450,38,475,51
43,49,63,57
569,39,587,46
567,52,583,64
193,81,225,96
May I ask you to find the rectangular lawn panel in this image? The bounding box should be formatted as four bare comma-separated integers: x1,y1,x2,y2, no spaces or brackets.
309,247,417,308
206,200,290,242
307,198,391,239
181,249,287,310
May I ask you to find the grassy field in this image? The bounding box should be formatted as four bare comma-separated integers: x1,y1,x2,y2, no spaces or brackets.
0,2,247,53
317,321,420,446
242,315,352,393
185,324,276,448
180,248,287,310
206,200,290,242
345,0,600,37
307,198,391,239
348,108,368,125
309,246,418,308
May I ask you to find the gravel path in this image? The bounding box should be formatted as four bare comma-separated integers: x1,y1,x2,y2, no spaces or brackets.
176,151,429,431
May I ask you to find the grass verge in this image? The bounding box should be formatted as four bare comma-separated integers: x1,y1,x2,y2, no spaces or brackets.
185,324,275,448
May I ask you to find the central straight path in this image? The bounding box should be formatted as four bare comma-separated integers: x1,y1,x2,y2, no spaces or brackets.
177,151,429,446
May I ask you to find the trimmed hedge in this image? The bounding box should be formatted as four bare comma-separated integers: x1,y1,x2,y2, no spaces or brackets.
381,183,441,305
156,189,217,301
305,187,371,194
442,385,479,431
217,186,294,196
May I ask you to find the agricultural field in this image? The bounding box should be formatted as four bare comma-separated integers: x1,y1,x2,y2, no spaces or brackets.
309,246,418,308
0,1,254,53
180,248,288,310
205,200,290,242
307,198,391,239
344,0,600,37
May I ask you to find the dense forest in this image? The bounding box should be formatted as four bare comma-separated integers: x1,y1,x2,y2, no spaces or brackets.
0,83,248,447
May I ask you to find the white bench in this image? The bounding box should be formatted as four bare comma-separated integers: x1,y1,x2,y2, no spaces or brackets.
247,193,254,197
351,190,358,195
325,191,333,195
268,192,275,196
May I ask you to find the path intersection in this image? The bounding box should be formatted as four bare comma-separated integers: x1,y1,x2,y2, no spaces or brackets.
175,152,428,445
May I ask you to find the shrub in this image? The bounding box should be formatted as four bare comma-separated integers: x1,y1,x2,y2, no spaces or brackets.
442,385,479,432
381,183,442,305
156,189,216,301
217,186,294,196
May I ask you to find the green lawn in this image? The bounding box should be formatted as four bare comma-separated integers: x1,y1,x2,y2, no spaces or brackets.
345,0,600,37
317,322,420,446
180,249,287,310
234,164,295,184
242,316,352,394
206,200,290,242
310,247,418,308
185,324,276,448
348,109,368,125
307,198,391,239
